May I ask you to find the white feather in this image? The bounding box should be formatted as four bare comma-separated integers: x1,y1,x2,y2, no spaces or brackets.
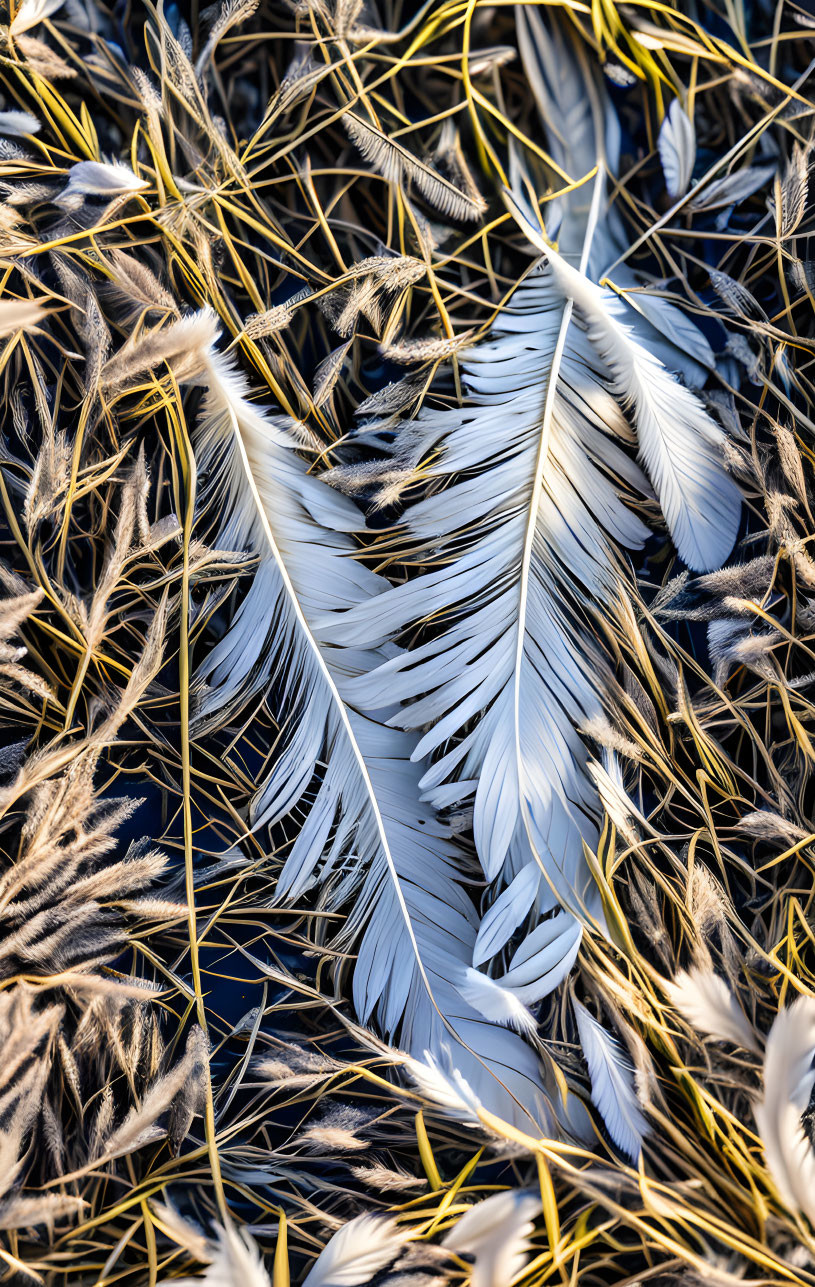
188,316,564,1135
573,1000,648,1161
302,1215,406,1287
508,211,741,574
754,996,815,1224
0,111,39,136
323,223,628,967
60,161,148,200
9,0,63,34
442,1191,541,1287
473,862,540,966
664,968,760,1053
322,31,740,1029
497,911,583,999
688,166,775,212
456,967,538,1035
658,100,696,197
401,1050,484,1126
167,1221,270,1287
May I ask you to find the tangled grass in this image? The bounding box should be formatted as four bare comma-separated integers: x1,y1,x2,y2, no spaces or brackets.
0,0,814,1282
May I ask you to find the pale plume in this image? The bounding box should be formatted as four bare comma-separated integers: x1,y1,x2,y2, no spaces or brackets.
302,1214,407,1286
165,1220,270,1286
574,1001,649,1161
754,997,815,1225
664,968,760,1053
9,0,63,35
442,1190,541,1287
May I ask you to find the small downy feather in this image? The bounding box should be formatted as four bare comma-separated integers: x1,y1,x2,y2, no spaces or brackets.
456,967,538,1036
302,1215,407,1286
313,339,352,409
442,1190,541,1287
664,967,760,1053
165,1220,270,1286
400,1050,484,1127
343,113,485,222
0,111,39,136
573,1000,648,1161
754,996,815,1225
195,0,260,76
59,161,148,203
776,142,810,238
658,99,695,197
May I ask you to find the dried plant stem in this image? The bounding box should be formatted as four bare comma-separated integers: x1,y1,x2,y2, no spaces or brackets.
168,378,229,1223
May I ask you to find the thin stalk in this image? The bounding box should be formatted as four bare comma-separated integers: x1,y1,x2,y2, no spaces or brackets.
166,376,229,1224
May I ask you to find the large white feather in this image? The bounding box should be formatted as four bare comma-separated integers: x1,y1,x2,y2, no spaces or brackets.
573,1000,648,1161
324,202,737,1003
442,1190,541,1287
324,218,632,962
188,315,562,1134
754,996,815,1225
317,23,739,1159
322,29,739,979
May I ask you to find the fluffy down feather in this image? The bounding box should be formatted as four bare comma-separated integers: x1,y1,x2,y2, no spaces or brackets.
165,1221,270,1287
664,967,760,1053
